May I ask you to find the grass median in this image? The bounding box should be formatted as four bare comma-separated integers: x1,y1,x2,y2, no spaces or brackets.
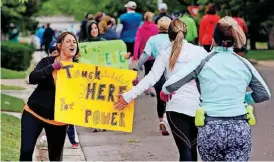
245,50,274,61
1,93,24,112
1,84,26,90
1,113,21,161
1,68,27,79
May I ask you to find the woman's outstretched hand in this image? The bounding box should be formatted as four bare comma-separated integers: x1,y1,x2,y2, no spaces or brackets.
114,94,128,110
160,90,175,102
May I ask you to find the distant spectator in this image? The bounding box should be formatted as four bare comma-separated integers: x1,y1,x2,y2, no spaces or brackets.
171,10,182,20
43,23,55,55
133,12,158,61
67,24,77,36
133,11,159,97
231,10,248,56
8,23,19,42
111,18,117,31
67,125,79,149
180,9,198,43
79,13,94,42
199,3,220,52
36,25,45,51
153,3,173,24
48,40,58,56
119,1,142,58
95,12,105,23
31,30,40,50
84,20,105,42
99,16,118,40
231,10,248,34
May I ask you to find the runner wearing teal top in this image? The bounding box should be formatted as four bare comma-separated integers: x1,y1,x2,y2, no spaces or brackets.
161,16,271,161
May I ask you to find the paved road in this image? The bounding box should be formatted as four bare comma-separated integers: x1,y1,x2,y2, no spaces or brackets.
249,66,274,161
77,66,274,161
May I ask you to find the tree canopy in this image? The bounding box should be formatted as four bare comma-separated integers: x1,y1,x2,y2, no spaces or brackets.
2,0,273,48
1,0,47,35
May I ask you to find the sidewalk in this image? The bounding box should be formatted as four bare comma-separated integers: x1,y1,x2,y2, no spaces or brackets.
63,137,86,161
258,60,274,68
248,58,274,68
36,133,86,161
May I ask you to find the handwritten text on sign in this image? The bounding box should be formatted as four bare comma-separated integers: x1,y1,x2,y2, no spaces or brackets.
54,62,137,132
79,40,128,69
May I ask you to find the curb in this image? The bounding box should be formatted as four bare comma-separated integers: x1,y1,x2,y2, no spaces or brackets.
247,59,274,68
36,134,86,161
257,61,274,68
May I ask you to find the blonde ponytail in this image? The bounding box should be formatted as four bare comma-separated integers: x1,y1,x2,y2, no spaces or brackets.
169,31,184,70
214,16,246,49
168,19,187,70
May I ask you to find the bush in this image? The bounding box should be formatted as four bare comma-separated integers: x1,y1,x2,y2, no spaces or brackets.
1,41,35,71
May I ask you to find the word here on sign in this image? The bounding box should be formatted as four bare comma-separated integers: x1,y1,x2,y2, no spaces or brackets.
54,62,137,132
79,40,128,69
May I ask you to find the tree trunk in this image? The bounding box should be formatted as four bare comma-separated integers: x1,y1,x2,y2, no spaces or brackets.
268,26,274,49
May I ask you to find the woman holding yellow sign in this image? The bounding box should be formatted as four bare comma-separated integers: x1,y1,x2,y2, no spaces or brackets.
20,32,79,161
160,16,271,161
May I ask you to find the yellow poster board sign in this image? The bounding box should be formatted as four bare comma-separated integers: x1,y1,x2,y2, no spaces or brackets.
54,62,137,132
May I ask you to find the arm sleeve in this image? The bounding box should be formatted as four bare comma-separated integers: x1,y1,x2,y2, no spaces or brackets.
119,16,124,24
122,53,167,103
143,38,153,57
134,52,149,71
243,60,271,104
133,28,142,60
162,50,209,94
29,58,54,84
162,59,203,94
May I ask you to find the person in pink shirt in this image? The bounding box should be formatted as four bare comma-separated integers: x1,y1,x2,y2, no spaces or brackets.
133,11,159,97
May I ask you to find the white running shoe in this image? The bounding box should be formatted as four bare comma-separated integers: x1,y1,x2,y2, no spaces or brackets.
159,120,169,136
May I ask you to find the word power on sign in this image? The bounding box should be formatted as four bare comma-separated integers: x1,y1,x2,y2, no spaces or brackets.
54,62,137,132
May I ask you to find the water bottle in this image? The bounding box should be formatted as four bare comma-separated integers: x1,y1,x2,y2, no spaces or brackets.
195,107,205,126
246,105,256,126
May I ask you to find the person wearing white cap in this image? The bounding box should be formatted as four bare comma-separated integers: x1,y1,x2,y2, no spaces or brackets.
124,1,137,9
119,1,142,61
154,3,173,24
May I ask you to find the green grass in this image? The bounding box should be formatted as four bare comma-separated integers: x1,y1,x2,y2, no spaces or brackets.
1,68,27,79
1,113,21,161
255,42,268,49
1,93,24,112
1,84,26,90
245,50,274,61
